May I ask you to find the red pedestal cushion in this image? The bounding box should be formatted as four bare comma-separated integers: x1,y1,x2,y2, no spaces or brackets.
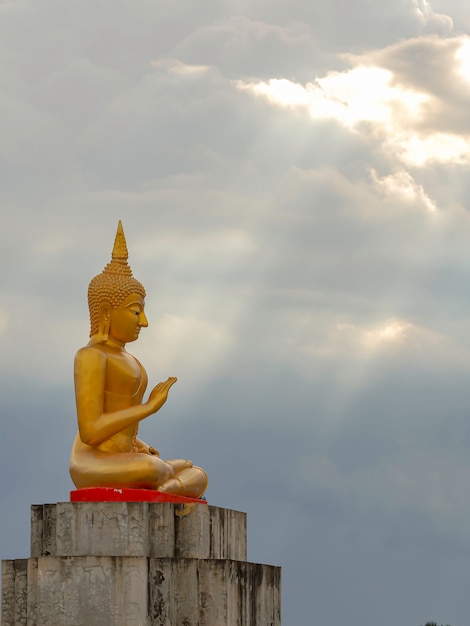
70,487,207,504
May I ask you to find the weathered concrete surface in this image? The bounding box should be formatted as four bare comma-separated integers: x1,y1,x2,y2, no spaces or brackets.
3,503,280,625
2,559,27,626
4,556,148,626
149,558,281,626
3,557,280,626
31,503,247,561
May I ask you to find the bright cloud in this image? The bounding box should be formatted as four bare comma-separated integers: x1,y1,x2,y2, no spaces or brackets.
235,49,470,167
236,66,427,130
396,131,470,166
360,318,412,349
455,37,470,82
332,318,413,354
369,169,437,212
304,315,465,366
311,66,426,128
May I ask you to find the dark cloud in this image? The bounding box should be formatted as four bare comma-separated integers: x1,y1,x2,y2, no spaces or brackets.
170,16,323,81
224,0,452,51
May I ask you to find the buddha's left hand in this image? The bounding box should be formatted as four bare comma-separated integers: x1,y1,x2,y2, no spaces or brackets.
147,376,178,413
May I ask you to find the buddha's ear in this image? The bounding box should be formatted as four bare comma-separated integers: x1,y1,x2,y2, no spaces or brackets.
99,302,112,322
98,302,112,342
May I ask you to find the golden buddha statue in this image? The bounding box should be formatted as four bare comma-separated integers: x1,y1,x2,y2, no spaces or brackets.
69,221,208,498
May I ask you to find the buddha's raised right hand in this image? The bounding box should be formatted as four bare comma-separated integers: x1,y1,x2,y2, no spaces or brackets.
147,377,177,413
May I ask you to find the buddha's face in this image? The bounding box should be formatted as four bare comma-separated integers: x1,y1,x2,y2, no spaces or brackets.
108,292,148,344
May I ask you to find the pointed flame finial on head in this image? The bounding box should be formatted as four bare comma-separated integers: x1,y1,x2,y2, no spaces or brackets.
102,220,132,277
111,219,129,264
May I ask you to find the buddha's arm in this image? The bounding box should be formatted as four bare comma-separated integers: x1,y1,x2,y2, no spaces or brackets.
134,437,154,454
74,347,161,447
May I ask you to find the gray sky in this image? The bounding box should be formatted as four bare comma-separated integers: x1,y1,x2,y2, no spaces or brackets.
1,1,470,624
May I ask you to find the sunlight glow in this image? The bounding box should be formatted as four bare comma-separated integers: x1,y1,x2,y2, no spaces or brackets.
361,319,412,349
236,63,470,167
397,132,470,166
455,38,470,83
249,78,311,108
139,313,234,390
311,66,426,129
236,66,428,130
335,318,412,351
336,317,412,351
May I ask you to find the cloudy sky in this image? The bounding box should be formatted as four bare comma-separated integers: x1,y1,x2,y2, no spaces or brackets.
2,1,470,624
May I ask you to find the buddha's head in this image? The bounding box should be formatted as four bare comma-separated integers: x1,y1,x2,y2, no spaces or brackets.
88,221,146,340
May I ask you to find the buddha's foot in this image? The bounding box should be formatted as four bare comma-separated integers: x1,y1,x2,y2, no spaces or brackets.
159,466,208,499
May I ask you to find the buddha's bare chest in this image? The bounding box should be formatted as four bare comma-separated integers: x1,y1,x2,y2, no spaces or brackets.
105,352,144,397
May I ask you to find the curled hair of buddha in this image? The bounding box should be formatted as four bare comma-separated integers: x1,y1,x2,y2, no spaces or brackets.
88,220,146,337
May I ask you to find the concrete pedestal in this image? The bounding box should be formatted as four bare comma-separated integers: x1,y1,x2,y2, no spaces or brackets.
2,502,281,625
